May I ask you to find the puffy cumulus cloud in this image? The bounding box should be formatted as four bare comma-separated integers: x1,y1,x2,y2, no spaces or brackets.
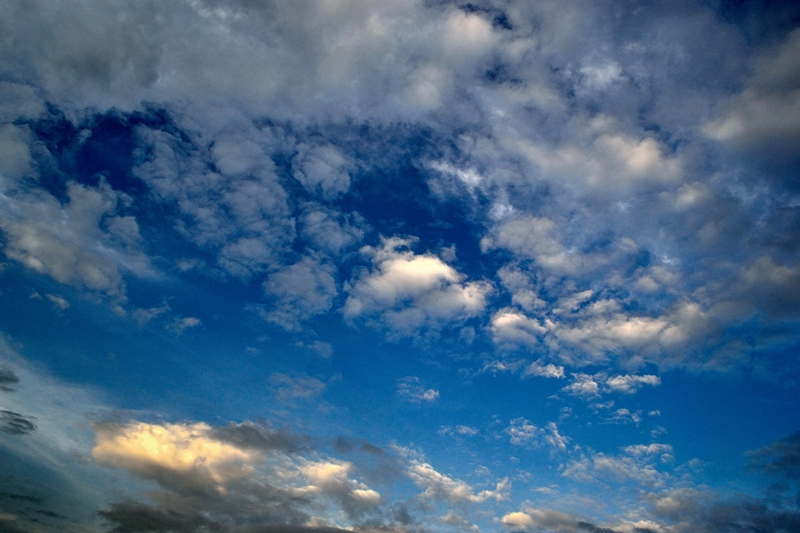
262,256,338,331
343,237,492,338
0,178,150,302
561,374,601,399
524,360,565,379
490,308,547,349
92,421,261,489
133,125,293,279
397,376,439,404
298,458,382,518
91,419,390,531
407,460,510,505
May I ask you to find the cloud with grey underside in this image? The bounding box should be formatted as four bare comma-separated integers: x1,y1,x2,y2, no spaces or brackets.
92,419,424,533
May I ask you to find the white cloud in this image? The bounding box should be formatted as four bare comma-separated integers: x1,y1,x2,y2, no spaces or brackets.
397,376,439,404
562,448,669,488
343,237,492,337
501,508,581,532
490,308,547,348
605,374,661,394
561,373,601,399
506,418,541,446
0,179,150,301
439,425,479,437
407,460,509,504
292,144,353,199
262,255,338,331
134,126,293,279
524,361,565,379
300,205,365,256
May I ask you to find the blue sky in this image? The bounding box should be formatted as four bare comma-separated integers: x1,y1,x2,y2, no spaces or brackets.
1,1,800,532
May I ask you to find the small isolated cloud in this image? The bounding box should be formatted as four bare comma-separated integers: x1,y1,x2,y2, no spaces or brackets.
268,373,327,402
45,294,69,310
168,316,201,335
397,377,439,404
295,340,334,359
439,425,479,437
343,237,492,338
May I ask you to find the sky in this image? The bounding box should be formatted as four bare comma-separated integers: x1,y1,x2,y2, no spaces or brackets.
0,1,800,532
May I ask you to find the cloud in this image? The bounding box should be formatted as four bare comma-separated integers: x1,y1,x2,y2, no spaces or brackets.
0,410,36,435
0,178,150,301
490,308,547,349
343,237,492,338
293,144,353,199
168,316,201,335
524,361,565,379
133,125,293,279
268,373,327,402
407,460,509,505
438,425,479,438
605,375,661,394
562,446,671,488
705,29,800,168
92,419,385,528
0,365,19,392
397,377,439,404
262,255,338,331
747,430,800,480
505,419,569,452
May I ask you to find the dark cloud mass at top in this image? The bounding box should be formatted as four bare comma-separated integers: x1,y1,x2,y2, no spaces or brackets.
0,1,800,532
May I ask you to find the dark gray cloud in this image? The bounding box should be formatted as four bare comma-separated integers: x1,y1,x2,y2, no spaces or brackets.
0,409,36,435
211,422,309,454
0,365,19,392
748,430,800,480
